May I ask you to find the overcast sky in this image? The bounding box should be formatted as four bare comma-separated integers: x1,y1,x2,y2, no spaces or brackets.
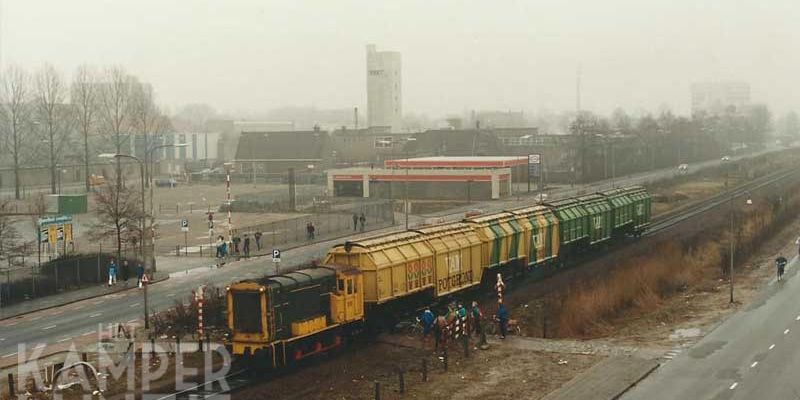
3,0,798,117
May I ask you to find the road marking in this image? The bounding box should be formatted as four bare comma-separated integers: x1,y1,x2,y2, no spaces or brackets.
33,344,46,349
729,382,738,390
129,303,140,308
785,329,790,335
82,331,95,336
89,313,102,318
751,361,758,368
57,337,72,343
1,352,17,358
769,344,776,350
29,316,41,321
42,325,57,330
5,322,16,327
73,305,84,311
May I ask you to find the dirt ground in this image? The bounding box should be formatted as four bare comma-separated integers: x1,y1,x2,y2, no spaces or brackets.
234,336,601,400
650,179,726,216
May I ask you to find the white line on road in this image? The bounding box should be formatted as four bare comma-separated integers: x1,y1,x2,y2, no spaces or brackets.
29,316,41,321
769,344,776,350
82,331,95,336
751,361,758,368
1,352,17,358
89,313,102,318
73,305,84,311
57,337,72,343
730,382,738,390
785,329,790,335
33,344,46,349
129,303,140,307
42,325,56,330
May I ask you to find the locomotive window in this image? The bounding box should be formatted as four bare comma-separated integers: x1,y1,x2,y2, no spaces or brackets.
338,278,345,293
347,278,354,295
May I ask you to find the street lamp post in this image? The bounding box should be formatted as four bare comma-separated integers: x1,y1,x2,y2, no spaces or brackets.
99,153,148,328
729,191,753,304
404,137,416,230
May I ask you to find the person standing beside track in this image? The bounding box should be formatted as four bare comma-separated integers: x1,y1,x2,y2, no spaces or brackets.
496,301,509,339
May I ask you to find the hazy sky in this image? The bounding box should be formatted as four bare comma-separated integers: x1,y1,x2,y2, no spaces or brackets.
3,0,799,118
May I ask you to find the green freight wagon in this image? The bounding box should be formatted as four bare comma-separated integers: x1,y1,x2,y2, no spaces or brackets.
625,186,652,235
544,198,590,254
600,187,636,238
575,194,613,244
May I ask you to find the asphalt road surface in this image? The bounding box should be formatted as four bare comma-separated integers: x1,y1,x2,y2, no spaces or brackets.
622,255,800,399
0,146,788,362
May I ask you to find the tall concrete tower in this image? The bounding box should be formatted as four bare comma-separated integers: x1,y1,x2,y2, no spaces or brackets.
366,44,402,131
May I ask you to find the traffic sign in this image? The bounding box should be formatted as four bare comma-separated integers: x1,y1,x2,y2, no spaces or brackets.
528,154,541,165
141,274,150,284
181,219,189,232
272,249,281,263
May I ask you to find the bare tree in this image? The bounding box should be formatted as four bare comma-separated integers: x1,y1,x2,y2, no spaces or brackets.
71,65,98,192
0,66,33,200
0,200,20,255
34,64,70,194
98,67,133,191
90,174,145,262
130,81,161,186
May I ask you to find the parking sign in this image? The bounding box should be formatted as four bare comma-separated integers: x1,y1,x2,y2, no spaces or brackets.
272,249,281,263
181,219,189,232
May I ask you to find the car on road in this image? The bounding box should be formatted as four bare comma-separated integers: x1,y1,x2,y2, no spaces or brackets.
721,155,731,161
155,178,178,188
677,164,689,174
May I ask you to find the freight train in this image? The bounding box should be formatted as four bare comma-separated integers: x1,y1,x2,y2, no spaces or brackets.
226,186,651,369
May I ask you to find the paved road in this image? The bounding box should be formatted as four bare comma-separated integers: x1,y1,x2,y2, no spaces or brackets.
0,146,788,362
622,255,800,399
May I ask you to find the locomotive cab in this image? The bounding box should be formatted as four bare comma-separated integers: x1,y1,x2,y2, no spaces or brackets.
227,266,365,368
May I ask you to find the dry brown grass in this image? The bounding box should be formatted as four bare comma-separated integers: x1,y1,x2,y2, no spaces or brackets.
554,190,799,338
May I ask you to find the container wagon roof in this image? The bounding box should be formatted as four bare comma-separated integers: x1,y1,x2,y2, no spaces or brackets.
463,211,516,224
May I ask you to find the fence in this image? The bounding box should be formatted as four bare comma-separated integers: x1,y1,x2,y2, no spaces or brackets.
165,200,395,257
0,252,142,307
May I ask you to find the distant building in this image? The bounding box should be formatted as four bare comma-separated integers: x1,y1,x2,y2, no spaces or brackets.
366,44,402,131
233,130,329,175
691,81,751,114
474,110,526,129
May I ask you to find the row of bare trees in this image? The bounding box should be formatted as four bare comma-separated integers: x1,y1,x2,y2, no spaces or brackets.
0,64,171,200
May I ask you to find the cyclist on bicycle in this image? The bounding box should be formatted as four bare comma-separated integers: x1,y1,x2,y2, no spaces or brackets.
776,255,788,281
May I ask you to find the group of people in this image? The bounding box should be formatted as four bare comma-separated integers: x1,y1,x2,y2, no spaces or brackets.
353,213,366,232
216,231,266,260
106,258,147,288
420,299,511,344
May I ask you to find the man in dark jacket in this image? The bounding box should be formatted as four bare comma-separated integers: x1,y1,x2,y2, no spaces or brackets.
243,234,251,258
496,301,509,339
353,213,359,231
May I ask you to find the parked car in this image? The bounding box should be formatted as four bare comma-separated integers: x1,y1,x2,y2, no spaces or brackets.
721,155,731,161
677,164,689,174
155,178,178,188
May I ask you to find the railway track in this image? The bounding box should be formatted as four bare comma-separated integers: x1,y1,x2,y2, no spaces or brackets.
153,369,252,400
645,167,800,236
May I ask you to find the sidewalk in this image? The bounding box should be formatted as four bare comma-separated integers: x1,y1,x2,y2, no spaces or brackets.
0,273,168,321
542,356,660,400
